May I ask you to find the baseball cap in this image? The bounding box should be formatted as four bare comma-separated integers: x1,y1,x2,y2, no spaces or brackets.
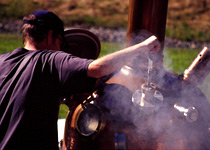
23,10,64,35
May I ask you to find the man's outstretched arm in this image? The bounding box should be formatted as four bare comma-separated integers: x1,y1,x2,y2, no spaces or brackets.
87,36,160,78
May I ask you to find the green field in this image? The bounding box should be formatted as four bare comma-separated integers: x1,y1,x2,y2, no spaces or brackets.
0,34,23,53
0,33,209,118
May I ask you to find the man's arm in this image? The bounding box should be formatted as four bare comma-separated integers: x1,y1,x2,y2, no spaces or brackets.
87,36,160,78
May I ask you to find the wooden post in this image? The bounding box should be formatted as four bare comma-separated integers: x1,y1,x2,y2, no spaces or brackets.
127,0,169,54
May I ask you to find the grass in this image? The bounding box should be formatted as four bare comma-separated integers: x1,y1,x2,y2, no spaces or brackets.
58,104,69,118
0,33,23,53
163,47,200,74
99,42,126,57
0,33,208,118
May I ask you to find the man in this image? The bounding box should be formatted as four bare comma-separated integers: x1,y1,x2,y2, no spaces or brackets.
0,10,160,149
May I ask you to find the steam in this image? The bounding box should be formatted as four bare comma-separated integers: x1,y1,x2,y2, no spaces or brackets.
163,48,173,73
147,57,153,83
95,31,210,149
99,68,210,149
199,74,210,98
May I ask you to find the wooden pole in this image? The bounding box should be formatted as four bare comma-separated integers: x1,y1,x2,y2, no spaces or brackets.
127,0,169,54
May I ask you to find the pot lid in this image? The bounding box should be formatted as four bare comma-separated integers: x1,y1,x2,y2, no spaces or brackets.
63,28,101,59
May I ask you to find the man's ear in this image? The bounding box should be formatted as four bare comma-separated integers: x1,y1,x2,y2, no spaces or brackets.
47,30,53,45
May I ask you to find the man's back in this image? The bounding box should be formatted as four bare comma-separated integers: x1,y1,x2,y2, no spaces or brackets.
0,47,96,149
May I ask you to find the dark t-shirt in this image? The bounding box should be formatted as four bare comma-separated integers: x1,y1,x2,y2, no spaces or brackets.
0,47,97,150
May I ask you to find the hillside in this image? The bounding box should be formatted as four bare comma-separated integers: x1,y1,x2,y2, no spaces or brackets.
166,0,210,42
0,0,210,42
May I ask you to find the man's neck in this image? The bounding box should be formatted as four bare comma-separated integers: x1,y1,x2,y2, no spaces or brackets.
24,41,46,51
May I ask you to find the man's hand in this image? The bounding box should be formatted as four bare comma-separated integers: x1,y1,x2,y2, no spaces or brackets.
138,35,161,60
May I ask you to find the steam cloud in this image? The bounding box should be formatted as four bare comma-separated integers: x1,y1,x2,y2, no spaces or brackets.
95,31,210,149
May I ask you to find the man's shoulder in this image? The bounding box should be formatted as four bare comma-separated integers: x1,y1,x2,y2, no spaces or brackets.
0,47,23,59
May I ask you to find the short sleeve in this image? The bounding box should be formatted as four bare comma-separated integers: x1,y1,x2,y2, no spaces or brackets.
49,51,97,96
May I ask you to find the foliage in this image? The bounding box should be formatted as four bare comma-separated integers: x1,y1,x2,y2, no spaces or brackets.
0,0,39,20
166,22,210,42
64,15,105,27
0,0,210,42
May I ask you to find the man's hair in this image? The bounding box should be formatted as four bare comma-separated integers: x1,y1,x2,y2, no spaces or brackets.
22,10,64,46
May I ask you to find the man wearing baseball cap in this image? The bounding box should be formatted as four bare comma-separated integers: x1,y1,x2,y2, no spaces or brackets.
0,10,160,149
